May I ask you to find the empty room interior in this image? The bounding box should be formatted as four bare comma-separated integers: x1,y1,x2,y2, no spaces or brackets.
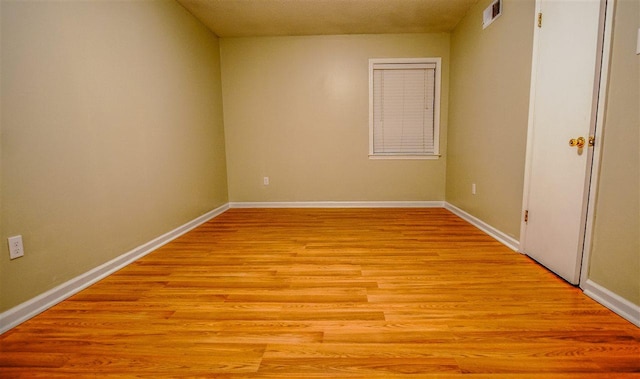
1,0,639,377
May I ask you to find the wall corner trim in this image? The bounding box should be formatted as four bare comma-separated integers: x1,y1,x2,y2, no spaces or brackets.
444,202,520,252
0,203,230,335
229,201,445,209
582,279,640,328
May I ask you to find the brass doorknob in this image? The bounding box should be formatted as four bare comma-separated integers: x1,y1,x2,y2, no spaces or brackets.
569,137,586,148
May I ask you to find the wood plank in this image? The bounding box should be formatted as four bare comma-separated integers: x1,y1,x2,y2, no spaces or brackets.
1,208,638,378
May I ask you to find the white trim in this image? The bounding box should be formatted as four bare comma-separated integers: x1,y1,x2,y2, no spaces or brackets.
583,279,640,328
519,0,543,254
580,0,615,286
229,201,445,209
373,63,437,70
368,154,441,160
444,202,520,252
0,203,229,335
580,1,640,329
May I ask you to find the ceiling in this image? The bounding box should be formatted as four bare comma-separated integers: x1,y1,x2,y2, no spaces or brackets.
176,0,479,38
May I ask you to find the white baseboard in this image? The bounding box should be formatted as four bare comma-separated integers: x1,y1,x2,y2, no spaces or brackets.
6,201,634,335
0,203,229,335
229,201,445,208
444,202,520,252
443,204,639,328
582,279,640,328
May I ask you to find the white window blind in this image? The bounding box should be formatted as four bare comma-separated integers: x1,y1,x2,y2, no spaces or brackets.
369,59,441,158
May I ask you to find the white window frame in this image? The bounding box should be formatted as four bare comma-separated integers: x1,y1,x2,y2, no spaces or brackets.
368,57,441,160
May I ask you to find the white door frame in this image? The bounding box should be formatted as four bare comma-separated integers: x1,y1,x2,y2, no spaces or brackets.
579,0,615,287
519,0,614,286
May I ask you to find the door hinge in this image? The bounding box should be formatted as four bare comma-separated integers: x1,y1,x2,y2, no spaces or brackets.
524,210,529,223
537,12,542,28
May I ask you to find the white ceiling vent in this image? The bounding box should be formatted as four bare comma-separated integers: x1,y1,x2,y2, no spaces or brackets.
482,0,502,30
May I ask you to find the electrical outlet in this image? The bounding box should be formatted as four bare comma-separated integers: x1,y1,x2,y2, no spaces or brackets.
8,235,24,259
263,177,270,186
472,183,477,195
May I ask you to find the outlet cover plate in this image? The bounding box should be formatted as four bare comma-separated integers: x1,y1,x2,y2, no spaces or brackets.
8,235,24,259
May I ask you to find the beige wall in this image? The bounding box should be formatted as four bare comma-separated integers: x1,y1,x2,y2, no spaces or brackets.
588,0,640,305
447,0,534,239
0,0,228,311
220,34,449,202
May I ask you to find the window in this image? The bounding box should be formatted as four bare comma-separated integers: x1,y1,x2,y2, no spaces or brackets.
369,58,441,159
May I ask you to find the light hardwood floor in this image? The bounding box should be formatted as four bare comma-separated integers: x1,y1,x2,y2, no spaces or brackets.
1,208,639,378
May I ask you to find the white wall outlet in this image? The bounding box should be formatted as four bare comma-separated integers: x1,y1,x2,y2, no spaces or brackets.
8,235,24,260
472,183,477,195
263,176,270,185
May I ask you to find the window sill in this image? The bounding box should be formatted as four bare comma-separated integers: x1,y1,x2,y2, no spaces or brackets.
368,154,441,160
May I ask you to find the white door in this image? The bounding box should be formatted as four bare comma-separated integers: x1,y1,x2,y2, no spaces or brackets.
521,0,605,285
